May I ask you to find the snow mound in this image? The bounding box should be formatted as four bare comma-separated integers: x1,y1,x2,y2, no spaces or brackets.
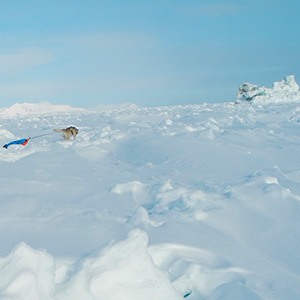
0,230,181,300
236,75,300,103
59,229,181,300
148,244,260,300
0,242,54,300
0,102,85,117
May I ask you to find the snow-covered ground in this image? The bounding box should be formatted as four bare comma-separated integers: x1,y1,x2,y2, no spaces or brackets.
0,78,300,300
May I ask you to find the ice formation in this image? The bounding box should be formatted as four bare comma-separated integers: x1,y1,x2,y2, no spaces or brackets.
236,75,300,103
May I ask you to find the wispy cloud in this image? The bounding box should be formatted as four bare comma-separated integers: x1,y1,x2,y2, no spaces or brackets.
0,47,52,77
55,32,159,52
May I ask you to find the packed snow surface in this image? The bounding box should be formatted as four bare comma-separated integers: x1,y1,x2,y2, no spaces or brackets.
1,96,300,299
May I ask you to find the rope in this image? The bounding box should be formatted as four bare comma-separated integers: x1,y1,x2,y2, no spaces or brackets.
29,132,56,140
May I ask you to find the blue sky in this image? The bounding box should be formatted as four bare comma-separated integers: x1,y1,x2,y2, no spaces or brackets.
0,0,299,108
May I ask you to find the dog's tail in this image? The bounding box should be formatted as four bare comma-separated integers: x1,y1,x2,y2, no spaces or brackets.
54,129,63,133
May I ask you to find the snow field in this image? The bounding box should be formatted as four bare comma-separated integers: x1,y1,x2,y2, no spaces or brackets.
0,92,300,299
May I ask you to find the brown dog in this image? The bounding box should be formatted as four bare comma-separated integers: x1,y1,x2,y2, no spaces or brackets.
54,126,78,140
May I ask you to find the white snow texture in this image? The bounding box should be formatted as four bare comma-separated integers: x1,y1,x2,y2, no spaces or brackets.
0,76,300,300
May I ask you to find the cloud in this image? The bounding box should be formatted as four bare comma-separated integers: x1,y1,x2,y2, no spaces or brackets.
0,48,52,77
46,31,164,83
55,32,159,53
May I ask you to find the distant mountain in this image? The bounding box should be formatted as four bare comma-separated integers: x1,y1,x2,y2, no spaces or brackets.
0,102,85,117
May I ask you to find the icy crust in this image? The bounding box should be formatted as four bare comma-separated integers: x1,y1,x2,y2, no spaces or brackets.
236,75,300,103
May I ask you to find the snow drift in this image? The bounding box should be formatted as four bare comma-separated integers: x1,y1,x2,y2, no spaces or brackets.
0,78,300,299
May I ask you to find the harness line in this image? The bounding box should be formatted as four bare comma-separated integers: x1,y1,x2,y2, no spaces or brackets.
29,132,56,140
3,131,56,149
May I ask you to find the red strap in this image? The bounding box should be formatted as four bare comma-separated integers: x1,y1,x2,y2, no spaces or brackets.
22,139,29,146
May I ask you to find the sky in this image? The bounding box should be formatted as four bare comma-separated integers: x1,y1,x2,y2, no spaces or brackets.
0,0,299,108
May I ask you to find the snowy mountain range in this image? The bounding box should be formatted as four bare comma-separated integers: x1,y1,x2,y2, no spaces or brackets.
0,76,300,300
0,102,85,117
